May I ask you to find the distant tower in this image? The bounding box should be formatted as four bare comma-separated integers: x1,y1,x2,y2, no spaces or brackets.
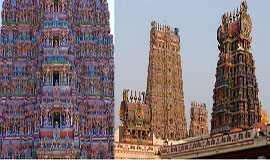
189,102,209,137
146,21,187,140
212,1,261,135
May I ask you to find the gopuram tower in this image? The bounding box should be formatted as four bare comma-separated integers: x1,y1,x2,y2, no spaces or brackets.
146,21,187,140
211,1,261,135
0,0,114,159
189,102,209,137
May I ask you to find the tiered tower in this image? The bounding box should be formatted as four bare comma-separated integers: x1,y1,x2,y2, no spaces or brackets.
37,0,78,158
0,0,114,159
146,21,187,140
119,90,152,145
189,102,209,137
0,0,41,158
211,1,261,135
72,0,114,159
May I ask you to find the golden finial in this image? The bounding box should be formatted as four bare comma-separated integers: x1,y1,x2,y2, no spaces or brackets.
236,7,239,18
233,9,236,21
229,12,232,22
130,90,133,102
134,91,137,102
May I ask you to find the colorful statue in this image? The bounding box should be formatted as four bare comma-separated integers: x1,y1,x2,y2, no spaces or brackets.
53,121,60,142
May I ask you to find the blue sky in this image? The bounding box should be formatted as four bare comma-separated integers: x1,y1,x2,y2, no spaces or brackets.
114,0,270,129
108,0,114,36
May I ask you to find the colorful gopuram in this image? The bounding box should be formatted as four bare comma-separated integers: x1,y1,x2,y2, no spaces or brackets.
211,1,261,135
119,90,152,145
146,21,187,140
0,0,114,159
189,102,209,137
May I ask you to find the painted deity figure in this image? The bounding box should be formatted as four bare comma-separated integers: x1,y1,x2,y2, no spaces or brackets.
39,138,43,149
54,40,58,48
45,114,49,126
123,89,129,101
44,134,48,148
54,81,60,101
66,113,70,126
45,69,50,84
24,146,31,159
65,132,69,149
53,121,60,142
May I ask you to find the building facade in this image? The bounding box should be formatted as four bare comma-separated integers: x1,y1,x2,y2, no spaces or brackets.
0,0,114,158
160,125,270,159
211,1,261,135
146,21,187,140
189,102,209,137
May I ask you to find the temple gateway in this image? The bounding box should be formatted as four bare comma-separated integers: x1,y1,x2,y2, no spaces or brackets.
0,0,114,158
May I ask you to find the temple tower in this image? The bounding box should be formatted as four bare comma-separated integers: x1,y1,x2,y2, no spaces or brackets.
211,1,261,135
38,0,77,158
189,102,209,137
146,21,187,140
73,0,114,158
0,0,114,158
0,0,40,158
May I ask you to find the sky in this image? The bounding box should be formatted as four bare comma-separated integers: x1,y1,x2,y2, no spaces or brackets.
114,0,270,130
108,0,114,36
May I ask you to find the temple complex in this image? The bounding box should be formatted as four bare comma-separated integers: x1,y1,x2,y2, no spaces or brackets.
211,1,261,135
0,0,114,158
146,21,187,140
189,102,209,137
114,1,270,159
115,89,186,159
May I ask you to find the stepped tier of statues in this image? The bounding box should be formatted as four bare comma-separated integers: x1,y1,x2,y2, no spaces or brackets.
211,1,261,135
0,0,114,159
146,21,187,140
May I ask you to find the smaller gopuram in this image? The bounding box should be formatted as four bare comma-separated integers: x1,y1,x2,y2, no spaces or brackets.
189,102,209,137
119,89,152,145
